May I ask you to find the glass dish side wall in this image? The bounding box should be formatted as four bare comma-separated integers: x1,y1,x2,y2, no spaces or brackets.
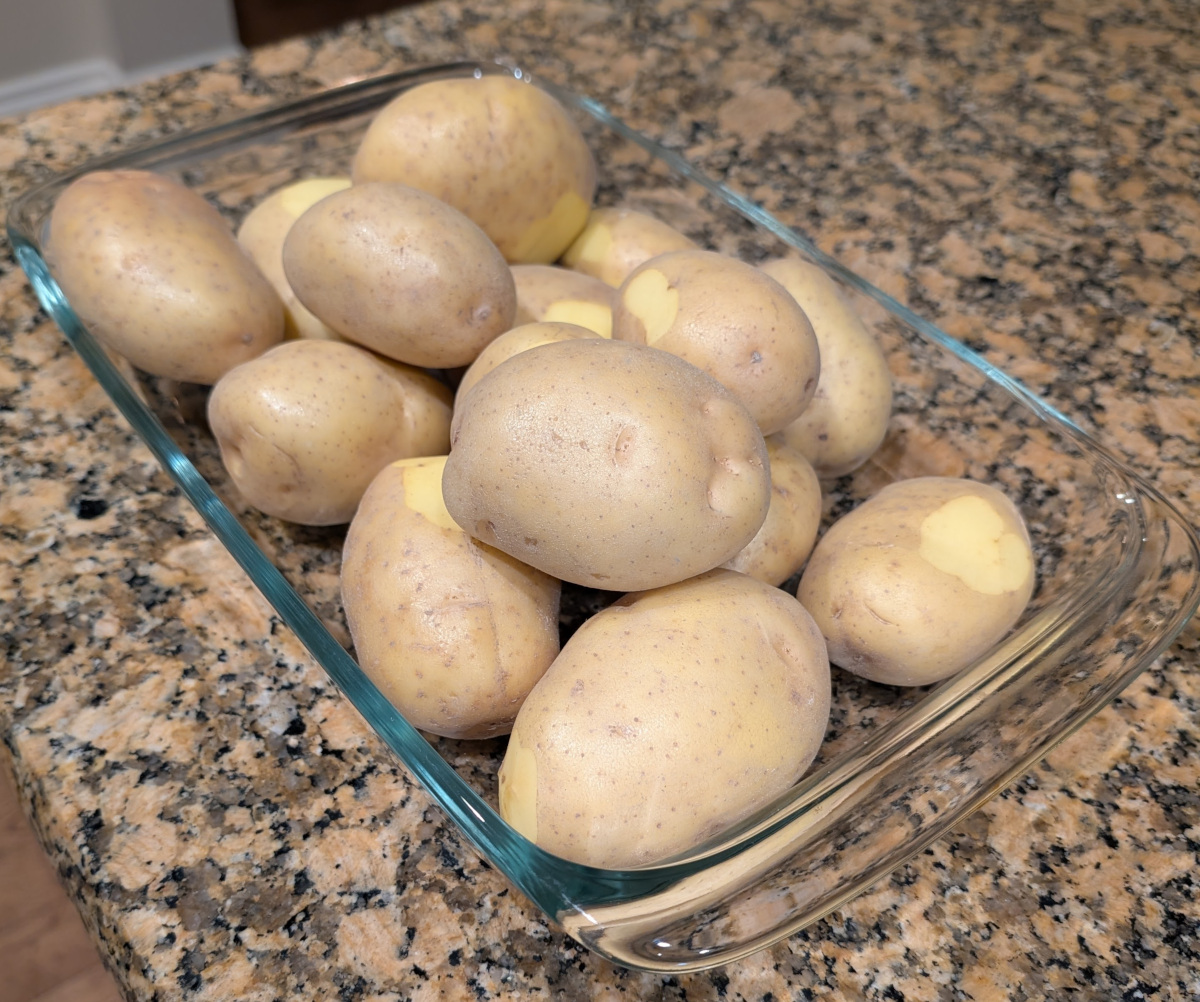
8,62,1199,972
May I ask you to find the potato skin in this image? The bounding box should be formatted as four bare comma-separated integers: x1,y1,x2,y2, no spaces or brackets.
352,75,596,263
723,436,822,586
561,207,697,288
237,176,351,342
207,340,452,525
760,257,892,477
613,250,821,435
45,169,284,384
282,182,516,368
455,321,602,404
498,569,831,867
797,477,1035,686
443,338,770,592
341,457,560,739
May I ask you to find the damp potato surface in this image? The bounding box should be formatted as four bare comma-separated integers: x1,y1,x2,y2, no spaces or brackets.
442,337,771,592
498,568,831,868
341,456,560,739
352,74,597,263
46,169,284,385
207,339,452,526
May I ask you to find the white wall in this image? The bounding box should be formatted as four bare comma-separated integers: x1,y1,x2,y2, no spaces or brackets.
0,0,242,116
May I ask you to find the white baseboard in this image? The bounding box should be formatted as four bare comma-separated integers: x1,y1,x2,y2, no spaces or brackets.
0,45,244,119
0,58,123,118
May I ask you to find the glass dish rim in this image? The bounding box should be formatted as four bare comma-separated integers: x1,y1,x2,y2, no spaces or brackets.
8,59,1200,973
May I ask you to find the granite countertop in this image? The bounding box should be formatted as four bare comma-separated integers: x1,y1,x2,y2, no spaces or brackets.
2,0,1198,997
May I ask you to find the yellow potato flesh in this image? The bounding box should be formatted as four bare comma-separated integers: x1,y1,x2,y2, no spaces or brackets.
918,495,1034,595
508,190,592,263
541,300,612,337
561,207,698,287
621,267,679,344
278,177,352,217
510,264,614,336
394,456,460,531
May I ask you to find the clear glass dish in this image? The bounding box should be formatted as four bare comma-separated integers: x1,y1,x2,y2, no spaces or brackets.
8,61,1200,973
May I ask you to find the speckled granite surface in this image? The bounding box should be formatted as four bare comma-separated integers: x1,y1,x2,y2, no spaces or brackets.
2,0,1199,998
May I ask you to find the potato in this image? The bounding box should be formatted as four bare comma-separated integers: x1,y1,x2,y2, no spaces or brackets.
341,456,560,739
455,321,602,404
760,257,893,477
511,264,614,337
352,75,596,263
797,477,1036,686
723,437,822,586
207,339,452,525
282,182,516,368
498,568,830,867
560,206,697,288
44,169,284,384
237,176,351,342
612,250,821,435
442,337,770,592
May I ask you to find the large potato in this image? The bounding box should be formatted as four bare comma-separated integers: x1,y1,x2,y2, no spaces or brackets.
723,436,822,586
560,207,697,287
612,250,821,435
455,321,602,404
797,477,1036,686
45,169,284,384
511,264,614,337
443,337,770,592
498,569,831,867
342,456,560,739
282,182,516,368
237,176,351,342
760,257,893,477
352,75,596,263
207,340,452,525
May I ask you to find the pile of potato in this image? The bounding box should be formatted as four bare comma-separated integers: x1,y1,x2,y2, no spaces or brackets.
44,73,1035,869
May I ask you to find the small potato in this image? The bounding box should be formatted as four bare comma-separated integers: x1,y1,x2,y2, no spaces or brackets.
45,169,284,384
443,338,770,592
455,321,602,404
237,176,351,342
797,477,1036,687
560,207,697,288
283,182,516,368
723,437,822,586
498,568,831,868
342,456,560,739
353,75,596,263
613,250,821,435
511,264,615,337
208,340,452,525
760,257,893,477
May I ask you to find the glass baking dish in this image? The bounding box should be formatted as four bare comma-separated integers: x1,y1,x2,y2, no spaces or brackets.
8,60,1200,973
